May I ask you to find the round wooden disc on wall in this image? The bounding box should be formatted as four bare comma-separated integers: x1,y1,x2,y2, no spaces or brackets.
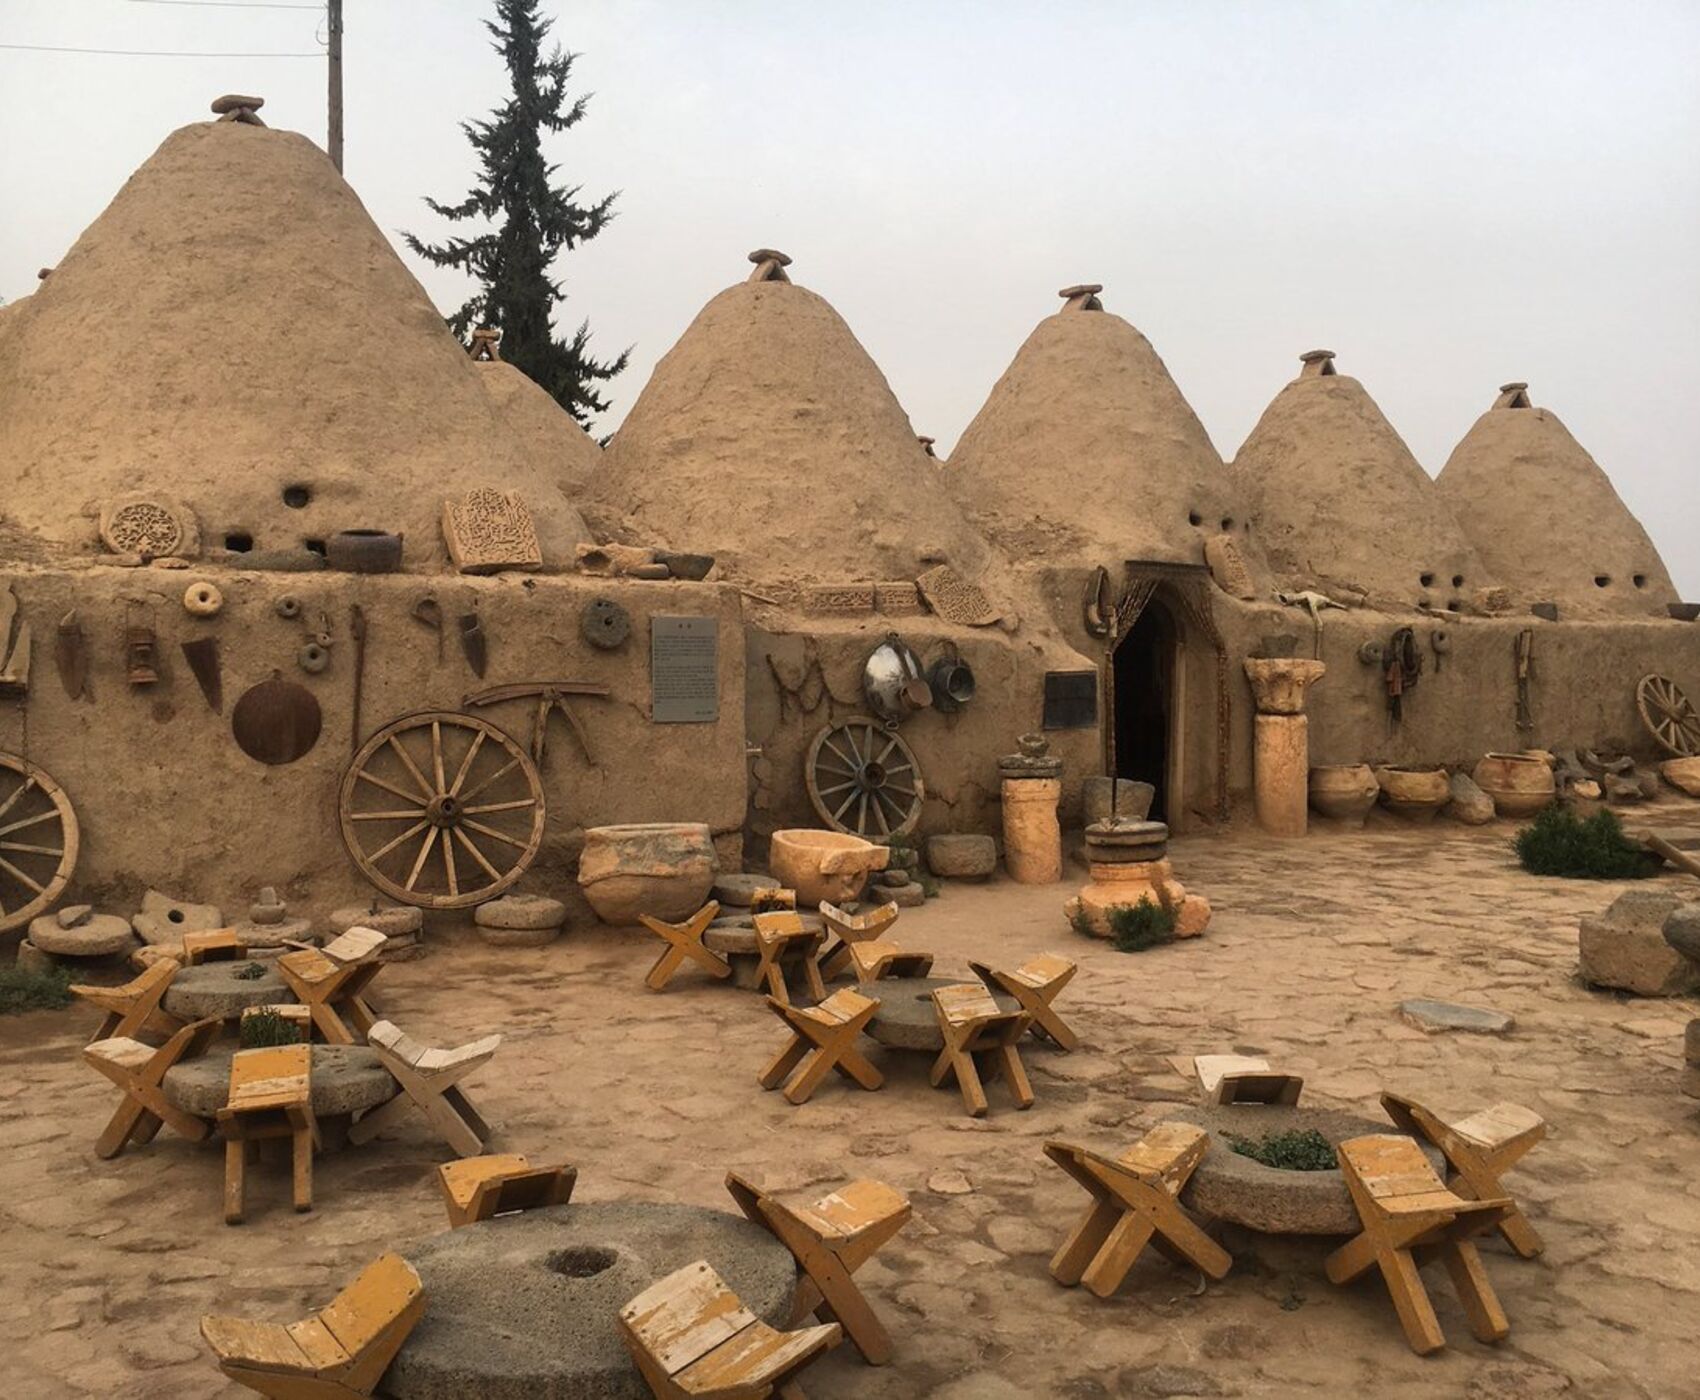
232,673,323,765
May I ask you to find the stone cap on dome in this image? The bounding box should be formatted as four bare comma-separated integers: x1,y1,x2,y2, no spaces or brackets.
1298,349,1337,378
1493,381,1532,409
747,248,792,284
1059,283,1104,311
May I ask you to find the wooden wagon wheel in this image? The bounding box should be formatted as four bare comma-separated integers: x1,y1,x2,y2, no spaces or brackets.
805,716,925,839
339,711,545,910
0,752,79,936
1636,674,1700,758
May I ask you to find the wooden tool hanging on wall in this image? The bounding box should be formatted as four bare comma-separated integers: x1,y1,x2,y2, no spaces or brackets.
458,611,488,678
55,611,87,701
180,637,223,713
350,603,367,753
0,583,31,696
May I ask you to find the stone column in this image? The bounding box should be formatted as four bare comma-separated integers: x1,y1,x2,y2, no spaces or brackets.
1243,659,1327,838
999,734,1063,884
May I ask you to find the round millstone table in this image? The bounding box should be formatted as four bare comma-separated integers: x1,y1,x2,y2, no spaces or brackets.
1173,1104,1446,1236
381,1203,797,1400
163,1045,395,1121
705,911,825,991
862,975,1018,1052
162,962,296,1022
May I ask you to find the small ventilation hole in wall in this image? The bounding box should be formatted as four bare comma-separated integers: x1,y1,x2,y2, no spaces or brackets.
1633,574,1647,589
224,532,253,552
1219,516,1234,531
1419,572,1435,588
1451,574,1464,588
283,485,311,509
305,538,327,557
1594,574,1611,588
1447,599,1462,612
1187,511,1202,526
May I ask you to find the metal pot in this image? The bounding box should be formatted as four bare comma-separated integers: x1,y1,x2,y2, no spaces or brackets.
326,529,403,574
863,635,932,724
927,656,976,712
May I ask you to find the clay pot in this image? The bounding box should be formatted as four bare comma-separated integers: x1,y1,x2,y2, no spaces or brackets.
578,822,716,925
768,829,890,906
1472,752,1556,818
326,529,403,574
1308,765,1380,826
1242,658,1327,715
1372,766,1450,823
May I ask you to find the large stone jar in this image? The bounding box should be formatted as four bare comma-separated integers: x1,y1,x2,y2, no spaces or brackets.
999,735,1064,885
768,829,889,906
578,823,716,925
1472,753,1556,818
1309,764,1380,826
1372,766,1450,823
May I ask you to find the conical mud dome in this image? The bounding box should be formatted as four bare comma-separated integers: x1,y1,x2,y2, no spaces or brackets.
1435,384,1677,617
947,289,1246,568
1232,351,1487,610
0,119,589,568
476,360,603,498
598,258,994,585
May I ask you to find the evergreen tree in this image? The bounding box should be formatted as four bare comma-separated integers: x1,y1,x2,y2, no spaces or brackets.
406,0,626,427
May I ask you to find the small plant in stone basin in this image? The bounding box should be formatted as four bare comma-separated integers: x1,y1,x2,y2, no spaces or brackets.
240,1007,305,1048
1108,896,1176,953
1227,1128,1336,1171
233,960,268,980
1514,805,1660,880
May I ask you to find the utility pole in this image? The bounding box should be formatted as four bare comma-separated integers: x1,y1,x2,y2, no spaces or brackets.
327,0,344,172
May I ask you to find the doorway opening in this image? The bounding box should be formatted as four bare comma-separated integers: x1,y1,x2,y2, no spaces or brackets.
1113,599,1177,822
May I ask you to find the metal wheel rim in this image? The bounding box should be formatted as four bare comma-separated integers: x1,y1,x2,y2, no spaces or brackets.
339,710,545,909
0,753,80,936
805,716,925,839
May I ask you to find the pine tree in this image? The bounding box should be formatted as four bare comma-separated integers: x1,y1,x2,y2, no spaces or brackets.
405,0,626,428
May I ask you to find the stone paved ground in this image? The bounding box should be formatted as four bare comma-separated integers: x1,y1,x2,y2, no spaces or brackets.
2,804,1697,1398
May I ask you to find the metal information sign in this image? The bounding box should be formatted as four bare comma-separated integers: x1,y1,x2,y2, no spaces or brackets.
651,616,719,723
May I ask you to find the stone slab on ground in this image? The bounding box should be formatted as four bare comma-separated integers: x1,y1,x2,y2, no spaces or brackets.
131,890,223,945
927,834,997,879
475,894,566,931
1397,998,1516,1034
28,912,136,958
1446,771,1495,825
477,924,561,949
872,880,927,908
327,903,424,938
1663,903,1700,965
1578,889,1700,996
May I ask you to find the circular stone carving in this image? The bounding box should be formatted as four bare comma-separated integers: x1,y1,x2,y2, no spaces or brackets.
1173,1104,1445,1236
275,595,303,620
298,641,331,674
163,1045,394,1119
581,597,631,650
863,975,1018,1052
383,1203,796,1400
102,499,183,556
232,675,323,765
162,962,293,1021
182,581,223,617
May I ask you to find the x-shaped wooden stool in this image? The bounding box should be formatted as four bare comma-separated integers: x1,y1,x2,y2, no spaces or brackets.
818,900,899,980
760,987,883,1105
968,953,1079,1051
276,928,387,1045
638,901,728,991
752,909,827,1007
72,956,181,1043
217,1043,321,1224
1326,1133,1513,1355
1379,1091,1546,1258
1192,1054,1304,1106
726,1171,911,1365
930,983,1033,1117
350,1019,501,1156
437,1152,577,1228
83,1016,220,1159
1044,1122,1231,1296
182,928,246,966
848,938,934,984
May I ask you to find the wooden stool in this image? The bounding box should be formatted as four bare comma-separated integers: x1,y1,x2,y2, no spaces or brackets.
83,1016,220,1159
847,939,933,984
726,1172,911,1365
217,1044,320,1224
619,1259,840,1399
1045,1122,1231,1296
749,887,797,914
183,929,246,966
1326,1133,1514,1355
760,987,883,1105
929,984,1033,1117
71,956,180,1042
1379,1091,1547,1258
638,902,729,991
1192,1054,1304,1106
277,928,387,1045
350,1019,500,1156
818,900,899,979
752,909,827,1007
437,1152,577,1228
201,1251,425,1398
969,953,1079,1051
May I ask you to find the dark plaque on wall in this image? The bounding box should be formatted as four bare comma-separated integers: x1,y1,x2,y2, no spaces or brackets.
651,616,719,723
1042,669,1098,730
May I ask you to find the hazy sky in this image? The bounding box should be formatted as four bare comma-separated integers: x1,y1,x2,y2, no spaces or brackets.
5,1,1698,593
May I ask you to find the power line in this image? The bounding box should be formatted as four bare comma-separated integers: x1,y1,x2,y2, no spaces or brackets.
0,42,322,57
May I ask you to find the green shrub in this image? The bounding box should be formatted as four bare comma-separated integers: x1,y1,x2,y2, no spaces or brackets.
1108,897,1176,953
0,964,74,1014
240,1007,305,1048
1227,1128,1336,1172
1514,805,1660,880
233,960,268,981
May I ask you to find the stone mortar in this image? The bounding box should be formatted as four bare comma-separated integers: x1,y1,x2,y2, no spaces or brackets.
862,975,1019,1052
163,1044,395,1120
162,962,293,1021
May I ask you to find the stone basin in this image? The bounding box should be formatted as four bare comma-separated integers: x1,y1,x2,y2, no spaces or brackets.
162,962,295,1021
382,1202,795,1400
863,975,1018,1052
163,1044,395,1121
1173,1104,1444,1236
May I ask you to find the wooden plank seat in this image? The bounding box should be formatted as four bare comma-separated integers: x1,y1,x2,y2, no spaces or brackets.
218,1043,320,1224
1192,1053,1304,1107
817,900,899,980
725,1172,911,1365
437,1152,577,1228
200,1250,425,1399
83,1015,220,1159
846,939,934,985
1325,1133,1514,1355
1379,1091,1547,1258
619,1258,840,1400
183,928,247,966
348,1019,500,1156
1044,1122,1231,1297
277,927,388,1045
71,956,181,1043
751,910,827,1007
929,983,1033,1117
759,987,883,1106
639,902,730,991
968,953,1080,1051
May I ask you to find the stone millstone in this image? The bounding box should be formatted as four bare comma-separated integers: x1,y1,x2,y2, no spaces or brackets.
1397,998,1516,1034
863,976,1018,1052
478,924,561,949
328,903,424,939
926,834,997,880
475,894,566,931
711,873,774,908
381,1203,797,1400
28,912,136,958
131,889,224,945
163,1045,392,1120
872,881,926,908
56,904,94,929
229,916,315,951
162,962,292,1021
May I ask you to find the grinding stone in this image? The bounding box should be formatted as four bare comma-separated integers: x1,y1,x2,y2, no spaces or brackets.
28,912,136,957
228,916,314,950
328,904,424,938
163,1044,395,1119
863,976,1019,1052
383,1203,796,1400
162,962,292,1021
476,894,567,931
